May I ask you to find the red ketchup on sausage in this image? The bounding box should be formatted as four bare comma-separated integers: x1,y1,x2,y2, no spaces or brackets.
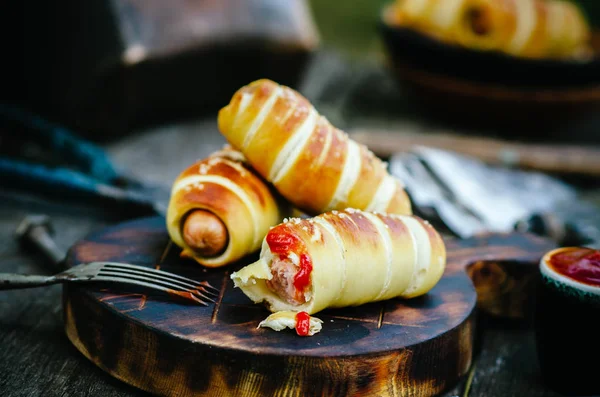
266,228,313,293
295,311,311,336
548,248,600,287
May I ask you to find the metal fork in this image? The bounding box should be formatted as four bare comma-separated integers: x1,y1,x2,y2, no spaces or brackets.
0,261,219,306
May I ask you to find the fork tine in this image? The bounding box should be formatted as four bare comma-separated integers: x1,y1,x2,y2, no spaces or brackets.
99,266,219,297
197,280,218,292
97,271,216,304
99,272,217,304
193,288,218,302
102,262,220,292
91,276,210,306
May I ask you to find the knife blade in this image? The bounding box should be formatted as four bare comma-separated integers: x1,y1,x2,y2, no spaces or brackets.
390,146,600,246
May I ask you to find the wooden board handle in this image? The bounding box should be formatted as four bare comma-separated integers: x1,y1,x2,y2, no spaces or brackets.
446,231,557,319
350,129,600,176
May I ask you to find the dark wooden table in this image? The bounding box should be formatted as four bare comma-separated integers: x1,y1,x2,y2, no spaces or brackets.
0,51,583,397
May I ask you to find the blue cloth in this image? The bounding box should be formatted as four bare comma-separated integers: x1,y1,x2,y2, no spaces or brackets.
0,104,119,183
0,104,168,215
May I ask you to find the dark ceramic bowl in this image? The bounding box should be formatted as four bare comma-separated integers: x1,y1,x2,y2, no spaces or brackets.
534,247,600,396
379,4,600,139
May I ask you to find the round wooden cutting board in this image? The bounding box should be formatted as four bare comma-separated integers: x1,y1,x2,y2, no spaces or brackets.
62,216,554,397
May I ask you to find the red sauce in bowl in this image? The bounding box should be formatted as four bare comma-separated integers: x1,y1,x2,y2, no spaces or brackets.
548,248,600,287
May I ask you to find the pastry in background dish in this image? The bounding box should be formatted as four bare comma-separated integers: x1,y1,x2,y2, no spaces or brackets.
217,79,412,217
231,208,446,335
385,0,592,60
166,146,289,268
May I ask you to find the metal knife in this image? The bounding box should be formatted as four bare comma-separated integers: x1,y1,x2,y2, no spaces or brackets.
390,146,600,247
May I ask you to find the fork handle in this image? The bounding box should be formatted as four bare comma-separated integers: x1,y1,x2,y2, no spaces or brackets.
0,274,59,290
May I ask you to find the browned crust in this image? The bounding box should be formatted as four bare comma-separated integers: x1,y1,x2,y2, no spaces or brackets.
374,212,412,239
344,144,387,210
176,157,272,210
234,81,278,135
521,0,549,57
171,182,246,222
413,217,447,261
386,181,413,215
319,211,381,251
275,119,348,214
243,86,313,178
218,79,413,215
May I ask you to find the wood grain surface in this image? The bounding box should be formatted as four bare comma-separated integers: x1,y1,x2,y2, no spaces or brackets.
62,216,555,397
350,129,600,177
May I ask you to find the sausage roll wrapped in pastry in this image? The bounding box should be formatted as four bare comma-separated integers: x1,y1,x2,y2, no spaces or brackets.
217,79,412,216
166,147,288,268
231,208,446,314
386,0,591,59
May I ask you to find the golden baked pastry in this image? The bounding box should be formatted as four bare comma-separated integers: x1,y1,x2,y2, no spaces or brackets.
166,147,288,268
231,208,446,315
386,0,592,60
217,79,412,216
